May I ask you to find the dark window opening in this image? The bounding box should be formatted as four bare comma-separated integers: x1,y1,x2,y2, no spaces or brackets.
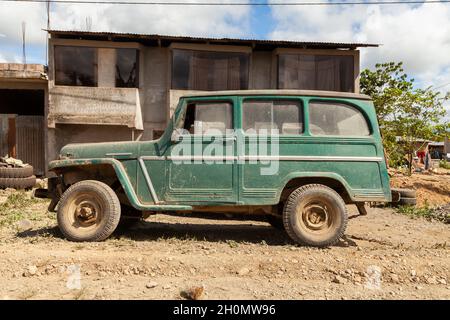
278,54,354,92
54,46,97,87
172,49,249,91
116,48,139,88
182,102,233,135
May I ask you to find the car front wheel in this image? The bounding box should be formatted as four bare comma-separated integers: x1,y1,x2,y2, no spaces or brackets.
57,180,121,242
283,184,348,247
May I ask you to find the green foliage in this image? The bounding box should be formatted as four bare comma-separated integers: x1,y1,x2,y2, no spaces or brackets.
439,160,450,169
360,62,449,174
0,192,42,227
396,205,448,223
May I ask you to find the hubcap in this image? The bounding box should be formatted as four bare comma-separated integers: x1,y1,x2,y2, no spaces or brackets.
75,201,98,226
66,192,103,230
303,204,328,230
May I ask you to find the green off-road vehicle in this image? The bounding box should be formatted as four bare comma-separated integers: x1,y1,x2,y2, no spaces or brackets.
36,90,391,247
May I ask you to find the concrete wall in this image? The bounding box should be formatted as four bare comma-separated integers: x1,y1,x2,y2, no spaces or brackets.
0,63,47,81
250,51,273,89
141,47,169,141
48,124,134,157
48,86,142,128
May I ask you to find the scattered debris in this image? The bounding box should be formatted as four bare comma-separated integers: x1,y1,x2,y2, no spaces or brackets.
237,267,250,276
181,286,204,300
332,275,347,284
16,219,33,232
145,281,158,289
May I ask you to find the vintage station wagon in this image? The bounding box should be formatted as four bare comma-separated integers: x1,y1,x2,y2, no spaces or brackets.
36,90,391,247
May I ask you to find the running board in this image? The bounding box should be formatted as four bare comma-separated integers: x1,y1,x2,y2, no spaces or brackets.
142,204,193,211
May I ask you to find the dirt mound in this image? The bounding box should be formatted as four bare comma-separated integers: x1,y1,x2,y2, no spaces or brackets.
390,172,450,207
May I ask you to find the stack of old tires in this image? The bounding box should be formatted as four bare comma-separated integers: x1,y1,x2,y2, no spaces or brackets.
0,165,36,190
392,188,417,206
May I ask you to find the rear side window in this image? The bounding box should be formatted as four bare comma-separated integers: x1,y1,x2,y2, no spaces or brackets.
183,101,232,135
309,102,370,136
243,100,303,135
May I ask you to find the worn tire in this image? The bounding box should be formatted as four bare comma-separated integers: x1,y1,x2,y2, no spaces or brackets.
399,197,417,206
57,180,121,242
0,175,36,189
393,188,417,198
0,165,34,178
283,184,348,247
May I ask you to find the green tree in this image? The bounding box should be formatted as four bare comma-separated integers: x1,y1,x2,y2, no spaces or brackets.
360,62,449,175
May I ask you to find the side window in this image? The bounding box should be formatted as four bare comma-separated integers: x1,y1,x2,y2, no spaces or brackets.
309,101,370,136
243,100,303,135
182,102,232,135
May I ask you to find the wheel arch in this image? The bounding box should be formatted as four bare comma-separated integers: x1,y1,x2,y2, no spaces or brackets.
278,172,353,205
49,158,140,209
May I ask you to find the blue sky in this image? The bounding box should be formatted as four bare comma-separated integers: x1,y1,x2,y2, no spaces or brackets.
0,0,449,116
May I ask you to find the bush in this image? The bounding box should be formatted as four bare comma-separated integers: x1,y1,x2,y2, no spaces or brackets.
439,160,450,169
396,205,449,223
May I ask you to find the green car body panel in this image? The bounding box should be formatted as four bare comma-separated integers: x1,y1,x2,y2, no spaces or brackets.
48,90,391,212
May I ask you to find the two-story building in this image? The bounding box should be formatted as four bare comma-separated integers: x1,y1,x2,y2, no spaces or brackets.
2,30,378,175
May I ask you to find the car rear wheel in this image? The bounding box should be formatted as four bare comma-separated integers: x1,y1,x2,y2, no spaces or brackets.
283,184,348,247
57,180,121,242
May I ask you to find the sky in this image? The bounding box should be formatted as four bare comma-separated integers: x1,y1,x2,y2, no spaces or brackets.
0,0,449,116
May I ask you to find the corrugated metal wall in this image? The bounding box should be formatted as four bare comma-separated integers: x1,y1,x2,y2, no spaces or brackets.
15,116,45,176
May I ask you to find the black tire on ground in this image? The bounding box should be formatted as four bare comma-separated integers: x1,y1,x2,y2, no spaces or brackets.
399,197,417,206
0,165,34,178
282,184,348,248
266,215,285,230
0,175,36,189
57,180,121,242
393,188,417,198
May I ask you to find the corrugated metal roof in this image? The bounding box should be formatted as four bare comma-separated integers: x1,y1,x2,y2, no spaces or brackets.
46,30,379,49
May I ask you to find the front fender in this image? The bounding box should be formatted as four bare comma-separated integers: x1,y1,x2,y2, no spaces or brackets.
49,158,144,210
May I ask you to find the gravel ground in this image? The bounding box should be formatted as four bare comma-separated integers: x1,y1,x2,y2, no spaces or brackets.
0,194,449,300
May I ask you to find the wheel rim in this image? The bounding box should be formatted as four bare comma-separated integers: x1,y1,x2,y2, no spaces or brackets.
65,192,104,235
296,198,336,236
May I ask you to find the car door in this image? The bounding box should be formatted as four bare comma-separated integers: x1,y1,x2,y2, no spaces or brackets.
165,97,238,204
238,96,305,205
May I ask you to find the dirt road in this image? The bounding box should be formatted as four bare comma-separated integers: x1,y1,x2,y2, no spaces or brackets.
0,195,449,300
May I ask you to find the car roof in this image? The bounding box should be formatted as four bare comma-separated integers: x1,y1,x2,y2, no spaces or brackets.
180,90,371,100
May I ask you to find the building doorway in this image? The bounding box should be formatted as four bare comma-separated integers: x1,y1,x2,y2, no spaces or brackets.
0,89,45,176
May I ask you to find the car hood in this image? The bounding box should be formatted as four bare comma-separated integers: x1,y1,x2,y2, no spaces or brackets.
60,141,141,159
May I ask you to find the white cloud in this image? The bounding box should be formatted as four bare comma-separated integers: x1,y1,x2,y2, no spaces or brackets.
49,1,250,37
269,1,450,92
0,0,250,55
0,2,47,45
0,1,251,65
